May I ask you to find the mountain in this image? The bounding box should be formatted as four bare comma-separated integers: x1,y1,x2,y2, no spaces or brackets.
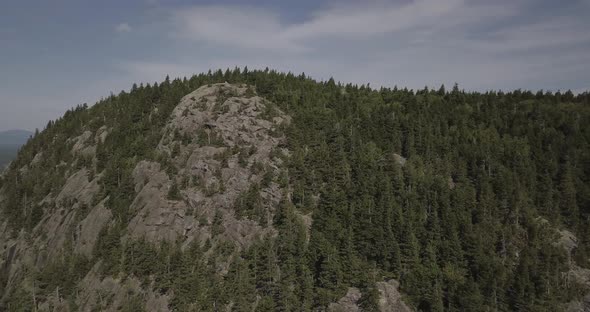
0,130,33,146
0,130,32,169
0,69,589,311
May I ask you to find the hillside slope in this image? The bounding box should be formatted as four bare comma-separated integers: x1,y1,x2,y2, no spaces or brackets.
1,69,589,311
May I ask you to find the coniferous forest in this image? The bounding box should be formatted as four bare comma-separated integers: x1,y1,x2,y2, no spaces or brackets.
1,68,589,311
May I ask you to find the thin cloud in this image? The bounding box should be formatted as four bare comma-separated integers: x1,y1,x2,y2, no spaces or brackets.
116,2,590,92
284,0,464,40
133,0,589,92
466,17,590,53
4,0,589,132
170,0,519,52
172,6,306,52
116,23,132,33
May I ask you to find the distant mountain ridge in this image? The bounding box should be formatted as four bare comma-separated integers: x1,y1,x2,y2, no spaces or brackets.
0,129,32,169
0,129,33,146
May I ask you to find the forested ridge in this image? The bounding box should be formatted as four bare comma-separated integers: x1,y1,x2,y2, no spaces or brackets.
1,68,589,311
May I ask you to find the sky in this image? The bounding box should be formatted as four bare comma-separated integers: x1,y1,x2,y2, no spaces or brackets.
1,0,589,131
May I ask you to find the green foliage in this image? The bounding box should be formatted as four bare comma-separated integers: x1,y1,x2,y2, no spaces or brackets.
123,238,163,281
1,245,92,310
167,180,182,200
359,285,381,312
211,209,224,236
5,286,34,312
237,147,249,168
94,223,123,276
234,183,267,225
37,253,92,299
260,100,280,120
120,293,146,312
2,68,590,311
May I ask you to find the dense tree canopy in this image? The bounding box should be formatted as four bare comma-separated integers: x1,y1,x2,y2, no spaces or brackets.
1,68,589,311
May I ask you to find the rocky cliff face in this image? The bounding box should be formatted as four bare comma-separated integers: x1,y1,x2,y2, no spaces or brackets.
0,83,412,311
556,229,590,312
125,83,288,249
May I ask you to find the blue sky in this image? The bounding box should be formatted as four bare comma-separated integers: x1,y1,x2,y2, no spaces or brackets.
1,0,589,131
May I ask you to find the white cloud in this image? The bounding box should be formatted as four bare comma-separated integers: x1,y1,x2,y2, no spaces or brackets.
172,6,305,52
170,0,521,52
126,0,590,91
284,0,464,40
5,0,590,132
115,23,132,33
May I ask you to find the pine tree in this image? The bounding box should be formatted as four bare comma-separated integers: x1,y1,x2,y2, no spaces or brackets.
559,162,579,229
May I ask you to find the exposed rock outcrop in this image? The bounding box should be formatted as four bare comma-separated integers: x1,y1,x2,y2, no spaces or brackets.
555,229,590,312
329,287,362,312
377,280,413,312
127,83,289,251
0,82,292,310
0,167,103,304
329,280,413,312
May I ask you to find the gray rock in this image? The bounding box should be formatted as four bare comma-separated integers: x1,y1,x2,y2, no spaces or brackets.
126,83,288,250
0,83,293,310
556,229,590,311
329,287,362,312
377,280,413,312
393,153,407,166
75,199,112,257
329,280,412,312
